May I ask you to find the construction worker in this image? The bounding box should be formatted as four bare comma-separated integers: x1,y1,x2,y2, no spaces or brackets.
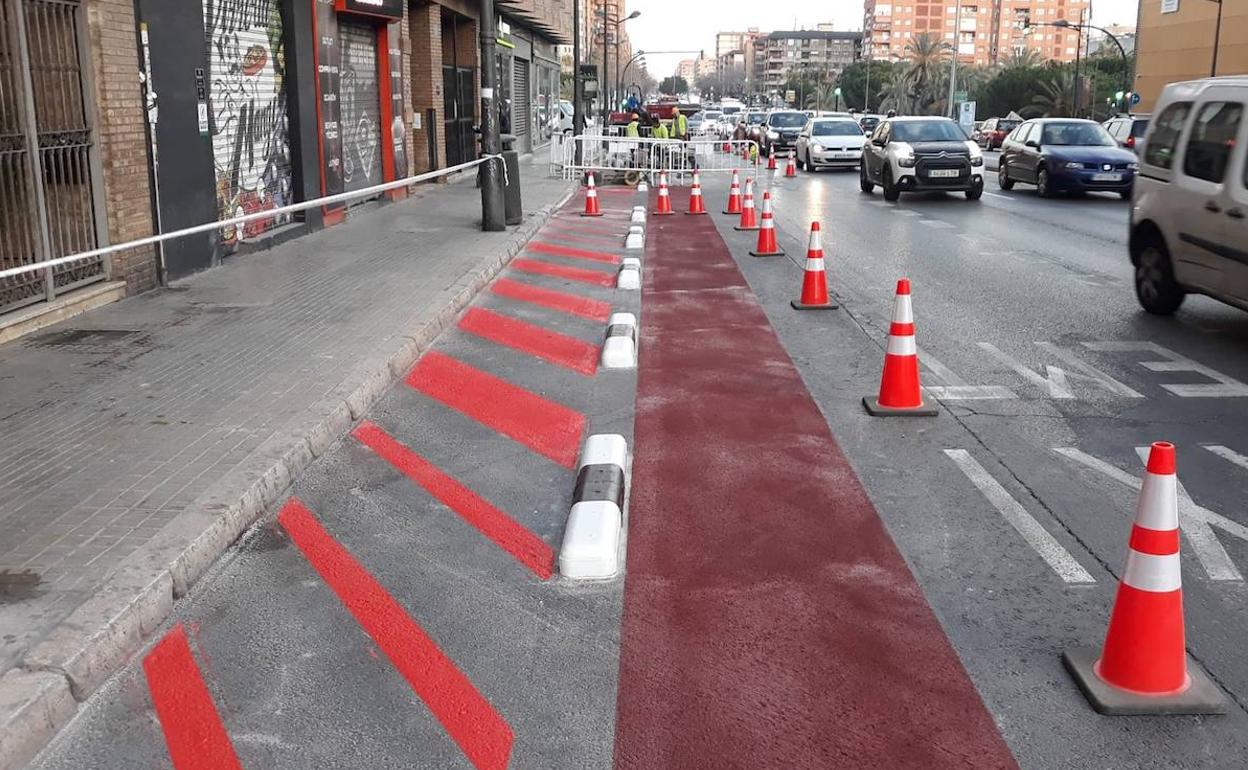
625,111,641,138
672,107,688,141
653,118,669,140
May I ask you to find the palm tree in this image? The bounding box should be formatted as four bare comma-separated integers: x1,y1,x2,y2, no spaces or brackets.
903,34,954,114
804,82,840,111
1030,69,1075,117
1002,47,1044,69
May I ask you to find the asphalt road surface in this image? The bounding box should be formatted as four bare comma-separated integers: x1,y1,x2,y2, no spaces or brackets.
25,170,1248,770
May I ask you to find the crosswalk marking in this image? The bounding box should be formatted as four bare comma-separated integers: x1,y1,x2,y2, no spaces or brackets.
945,449,1095,583
1205,444,1248,471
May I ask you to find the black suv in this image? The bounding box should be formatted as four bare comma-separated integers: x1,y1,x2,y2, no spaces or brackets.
761,111,809,156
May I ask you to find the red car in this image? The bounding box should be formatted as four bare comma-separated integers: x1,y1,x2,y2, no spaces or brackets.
975,117,1022,150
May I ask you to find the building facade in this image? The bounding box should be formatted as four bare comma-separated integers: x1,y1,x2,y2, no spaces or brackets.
864,0,1089,67
760,30,862,94
1134,0,1247,111
0,0,570,330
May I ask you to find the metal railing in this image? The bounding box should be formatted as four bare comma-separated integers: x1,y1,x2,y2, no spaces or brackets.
557,136,761,184
0,155,506,283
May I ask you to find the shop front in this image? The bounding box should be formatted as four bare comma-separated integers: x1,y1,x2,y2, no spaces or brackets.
313,0,408,223
495,15,562,154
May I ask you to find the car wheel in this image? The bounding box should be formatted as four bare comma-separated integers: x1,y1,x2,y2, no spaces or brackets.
882,167,901,202
1135,238,1186,315
966,179,984,201
859,163,874,193
1036,167,1053,198
998,162,1014,190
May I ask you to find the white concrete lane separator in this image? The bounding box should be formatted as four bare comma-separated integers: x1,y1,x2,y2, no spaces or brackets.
601,312,638,368
559,434,628,580
625,224,645,251
630,206,647,224
618,258,642,290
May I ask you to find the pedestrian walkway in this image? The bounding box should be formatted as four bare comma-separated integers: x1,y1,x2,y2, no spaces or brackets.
0,158,572,690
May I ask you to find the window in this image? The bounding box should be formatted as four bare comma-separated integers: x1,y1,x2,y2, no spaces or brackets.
1183,102,1242,183
1142,104,1189,169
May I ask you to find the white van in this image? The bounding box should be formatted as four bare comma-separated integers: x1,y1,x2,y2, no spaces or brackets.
1131,76,1248,314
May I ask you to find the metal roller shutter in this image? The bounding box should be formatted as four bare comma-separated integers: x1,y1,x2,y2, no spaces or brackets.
512,58,530,144
339,21,383,196
202,0,293,248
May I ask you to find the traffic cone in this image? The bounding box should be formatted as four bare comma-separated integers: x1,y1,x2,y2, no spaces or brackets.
734,178,758,231
790,223,837,310
1063,442,1228,715
748,192,784,257
722,140,731,153
581,172,603,217
686,171,708,215
785,153,797,178
742,145,750,160
723,170,742,215
653,173,674,216
862,279,938,416
767,146,778,171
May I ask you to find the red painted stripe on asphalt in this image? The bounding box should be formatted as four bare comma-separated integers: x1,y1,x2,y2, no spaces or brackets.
353,421,555,578
278,498,513,770
544,223,623,238
527,241,621,264
143,624,243,770
407,351,584,467
459,307,598,375
539,231,623,247
512,258,616,287
490,277,611,321
1129,525,1181,556
613,194,1018,768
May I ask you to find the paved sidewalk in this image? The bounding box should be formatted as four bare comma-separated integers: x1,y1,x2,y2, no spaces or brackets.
0,157,572,767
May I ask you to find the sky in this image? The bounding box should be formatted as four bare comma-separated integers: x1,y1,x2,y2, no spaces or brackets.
625,0,1140,78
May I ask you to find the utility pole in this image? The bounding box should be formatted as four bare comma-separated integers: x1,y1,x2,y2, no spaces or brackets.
479,0,505,231
947,0,962,118
1209,0,1224,77
573,0,583,165
1072,7,1084,117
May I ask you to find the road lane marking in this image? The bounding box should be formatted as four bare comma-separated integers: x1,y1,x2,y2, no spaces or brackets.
919,219,956,229
978,342,1143,399
279,499,514,770
458,307,599,376
143,624,244,770
1054,447,1246,582
511,258,617,287
489,278,611,322
919,347,1019,400
353,421,556,579
1205,444,1248,471
527,241,622,265
945,449,1096,583
1083,341,1248,397
985,192,1013,201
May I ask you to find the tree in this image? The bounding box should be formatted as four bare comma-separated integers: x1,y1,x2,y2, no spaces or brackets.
837,60,903,112
1030,67,1076,117
975,65,1048,118
658,75,689,96
804,83,842,111
1002,47,1045,69
902,33,954,114
781,68,829,107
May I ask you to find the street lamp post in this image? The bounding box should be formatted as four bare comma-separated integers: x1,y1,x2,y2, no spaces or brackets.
1208,0,1224,77
600,10,640,127
620,50,645,98
1049,19,1131,113
947,0,963,119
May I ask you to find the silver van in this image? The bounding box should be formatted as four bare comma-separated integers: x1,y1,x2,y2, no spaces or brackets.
1131,77,1248,314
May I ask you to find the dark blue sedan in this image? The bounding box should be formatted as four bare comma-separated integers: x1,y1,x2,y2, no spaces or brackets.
997,118,1138,199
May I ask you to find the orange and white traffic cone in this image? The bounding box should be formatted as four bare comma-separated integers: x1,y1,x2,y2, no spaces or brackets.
686,170,708,215
723,170,742,215
863,279,938,416
1063,442,1227,715
790,222,837,310
749,192,784,257
722,140,731,153
653,172,674,216
734,178,758,231
581,172,603,217
767,145,778,171
785,153,797,178
742,145,750,160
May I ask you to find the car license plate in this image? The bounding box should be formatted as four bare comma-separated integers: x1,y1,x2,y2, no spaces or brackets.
1092,172,1122,182
928,169,959,178
835,152,857,159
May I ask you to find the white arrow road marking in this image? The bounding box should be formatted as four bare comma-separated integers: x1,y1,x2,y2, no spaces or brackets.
919,347,1019,400
944,449,1096,583
1082,341,1248,398
1054,447,1246,582
979,342,1075,398
977,342,1143,399
1205,444,1248,472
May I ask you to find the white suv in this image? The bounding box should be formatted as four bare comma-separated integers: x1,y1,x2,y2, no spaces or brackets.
860,117,985,201
1130,76,1248,314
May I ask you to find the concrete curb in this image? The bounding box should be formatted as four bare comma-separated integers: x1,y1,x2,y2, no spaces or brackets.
0,188,573,770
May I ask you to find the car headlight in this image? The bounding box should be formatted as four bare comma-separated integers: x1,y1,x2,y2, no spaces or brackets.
971,156,983,167
898,155,916,168
1128,162,1139,171
767,130,779,140
1063,161,1082,169
810,142,822,151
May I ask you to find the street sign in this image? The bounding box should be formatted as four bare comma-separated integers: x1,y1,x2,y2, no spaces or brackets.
785,89,796,103
959,101,976,132
954,91,968,103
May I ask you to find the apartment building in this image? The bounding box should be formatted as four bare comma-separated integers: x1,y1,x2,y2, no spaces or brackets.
1134,0,1247,111
864,0,1089,66
760,30,863,93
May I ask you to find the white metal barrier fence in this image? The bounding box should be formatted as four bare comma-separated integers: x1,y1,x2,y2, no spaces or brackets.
555,136,761,185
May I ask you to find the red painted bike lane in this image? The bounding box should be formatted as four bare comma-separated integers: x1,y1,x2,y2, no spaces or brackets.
613,193,1018,769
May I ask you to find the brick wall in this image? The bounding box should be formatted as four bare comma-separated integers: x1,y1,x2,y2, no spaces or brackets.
85,0,158,295
409,2,445,173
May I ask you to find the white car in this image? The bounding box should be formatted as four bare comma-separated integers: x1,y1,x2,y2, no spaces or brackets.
1130,76,1248,314
860,116,985,201
795,117,868,170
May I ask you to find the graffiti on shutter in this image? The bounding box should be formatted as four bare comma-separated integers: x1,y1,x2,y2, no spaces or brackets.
339,21,382,195
202,0,293,250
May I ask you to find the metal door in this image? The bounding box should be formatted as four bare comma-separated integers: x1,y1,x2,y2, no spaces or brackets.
339,21,382,196
442,64,475,167
0,0,105,316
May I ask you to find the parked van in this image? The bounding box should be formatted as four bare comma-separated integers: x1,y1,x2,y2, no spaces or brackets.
1130,77,1248,314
